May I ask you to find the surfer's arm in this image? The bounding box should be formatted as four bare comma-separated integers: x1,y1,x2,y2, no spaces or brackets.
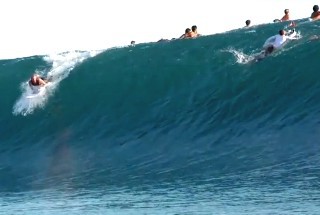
38,78,47,86
179,34,186,39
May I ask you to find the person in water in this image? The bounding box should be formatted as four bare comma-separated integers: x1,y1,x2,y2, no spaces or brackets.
281,9,290,21
254,29,296,62
191,25,201,37
245,19,251,27
311,5,320,20
179,28,193,39
29,74,48,87
263,29,297,55
273,9,290,22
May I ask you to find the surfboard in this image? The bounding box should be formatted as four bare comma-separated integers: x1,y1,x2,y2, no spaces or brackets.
26,87,45,99
26,94,40,99
26,83,50,99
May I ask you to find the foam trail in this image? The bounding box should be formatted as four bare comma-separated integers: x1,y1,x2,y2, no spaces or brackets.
12,50,100,116
225,48,255,64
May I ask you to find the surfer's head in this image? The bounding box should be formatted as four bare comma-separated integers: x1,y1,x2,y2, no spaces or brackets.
284,9,289,14
313,5,319,12
31,74,40,82
245,20,251,26
279,30,285,36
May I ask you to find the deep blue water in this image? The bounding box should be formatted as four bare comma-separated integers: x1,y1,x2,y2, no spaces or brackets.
1,20,320,214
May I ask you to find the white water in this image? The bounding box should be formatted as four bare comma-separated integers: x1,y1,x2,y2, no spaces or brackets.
12,51,100,116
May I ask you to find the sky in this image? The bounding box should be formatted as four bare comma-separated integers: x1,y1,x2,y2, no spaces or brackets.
0,0,318,59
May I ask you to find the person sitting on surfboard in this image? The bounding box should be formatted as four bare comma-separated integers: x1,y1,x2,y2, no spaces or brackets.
281,9,290,21
273,9,290,23
29,74,47,87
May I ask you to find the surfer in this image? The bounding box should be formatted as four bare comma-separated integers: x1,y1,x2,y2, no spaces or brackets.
26,74,50,97
311,5,320,20
281,9,290,21
245,20,251,27
253,29,297,62
191,25,201,37
179,28,193,39
29,74,48,87
273,9,290,23
262,29,297,55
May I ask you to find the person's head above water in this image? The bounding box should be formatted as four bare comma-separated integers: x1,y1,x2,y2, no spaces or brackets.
31,74,38,81
279,29,285,36
284,9,289,14
245,20,251,26
313,5,319,12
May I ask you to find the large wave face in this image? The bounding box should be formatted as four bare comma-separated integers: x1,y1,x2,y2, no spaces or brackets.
0,20,320,214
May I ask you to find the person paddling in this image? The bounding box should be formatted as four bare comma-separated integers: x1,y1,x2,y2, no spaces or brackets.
29,74,48,87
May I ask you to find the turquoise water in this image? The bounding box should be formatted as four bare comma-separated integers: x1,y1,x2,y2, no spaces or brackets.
1,20,320,214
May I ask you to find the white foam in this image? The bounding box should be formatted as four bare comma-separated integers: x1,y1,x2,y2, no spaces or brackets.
225,48,256,64
12,50,100,116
